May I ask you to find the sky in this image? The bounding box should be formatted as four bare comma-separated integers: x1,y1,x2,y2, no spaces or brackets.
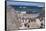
7,0,45,7
7,0,45,2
